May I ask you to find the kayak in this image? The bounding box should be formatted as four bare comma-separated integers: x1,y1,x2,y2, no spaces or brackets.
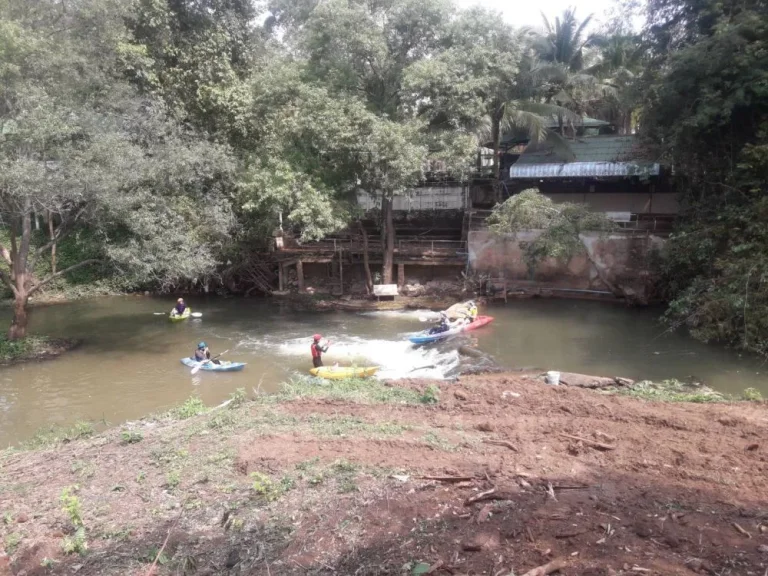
309,366,379,380
169,308,191,322
409,315,494,344
180,357,246,372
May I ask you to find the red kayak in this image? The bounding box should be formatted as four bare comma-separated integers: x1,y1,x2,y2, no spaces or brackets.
409,315,494,343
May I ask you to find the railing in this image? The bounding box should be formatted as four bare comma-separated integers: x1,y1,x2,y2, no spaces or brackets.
276,237,467,257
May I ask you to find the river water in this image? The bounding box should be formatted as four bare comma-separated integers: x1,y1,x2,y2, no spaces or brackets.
0,296,766,446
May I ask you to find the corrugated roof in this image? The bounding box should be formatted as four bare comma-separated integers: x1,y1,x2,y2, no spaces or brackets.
516,135,646,165
509,161,660,179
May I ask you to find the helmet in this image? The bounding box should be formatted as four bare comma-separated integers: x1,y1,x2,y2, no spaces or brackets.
197,341,206,349
313,334,322,341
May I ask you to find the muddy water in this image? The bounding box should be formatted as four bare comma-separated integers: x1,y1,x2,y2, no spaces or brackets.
0,296,765,445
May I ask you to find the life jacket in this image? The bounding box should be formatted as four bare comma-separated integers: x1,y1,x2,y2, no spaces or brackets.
175,303,186,314
311,343,322,359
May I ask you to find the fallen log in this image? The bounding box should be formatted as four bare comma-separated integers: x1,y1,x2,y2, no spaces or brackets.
464,487,518,506
556,372,634,389
560,433,616,451
520,558,567,576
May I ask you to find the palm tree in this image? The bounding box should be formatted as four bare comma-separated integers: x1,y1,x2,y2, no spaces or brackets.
538,8,596,72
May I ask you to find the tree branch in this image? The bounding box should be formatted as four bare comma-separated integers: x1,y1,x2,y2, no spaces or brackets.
28,259,101,296
0,268,18,296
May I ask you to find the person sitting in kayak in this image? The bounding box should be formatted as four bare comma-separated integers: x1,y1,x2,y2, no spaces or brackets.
428,313,451,335
171,298,187,317
311,334,329,368
194,341,220,365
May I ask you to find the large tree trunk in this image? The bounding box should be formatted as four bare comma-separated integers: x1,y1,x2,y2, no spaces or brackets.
381,195,395,284
491,109,504,203
8,291,29,340
358,221,373,294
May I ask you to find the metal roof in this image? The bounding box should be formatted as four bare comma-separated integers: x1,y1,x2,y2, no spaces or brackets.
509,161,660,179
515,135,646,165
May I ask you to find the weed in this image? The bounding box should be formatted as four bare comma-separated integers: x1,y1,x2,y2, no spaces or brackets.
279,475,296,492
296,457,321,471
422,432,456,452
742,387,763,401
277,376,421,404
70,460,95,479
22,421,95,449
337,477,358,493
171,397,207,420
174,553,198,575
60,486,83,528
120,430,143,444
617,380,728,403
229,388,247,408
250,472,282,501
41,557,57,568
136,471,146,483
2,512,12,525
61,527,87,555
142,545,169,565
331,459,358,474
419,384,440,404
4,533,21,554
165,471,181,489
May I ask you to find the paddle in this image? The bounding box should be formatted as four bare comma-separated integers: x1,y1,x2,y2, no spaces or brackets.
409,364,436,373
190,349,229,375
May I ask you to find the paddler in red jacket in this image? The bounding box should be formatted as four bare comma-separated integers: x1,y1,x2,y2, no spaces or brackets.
311,334,329,368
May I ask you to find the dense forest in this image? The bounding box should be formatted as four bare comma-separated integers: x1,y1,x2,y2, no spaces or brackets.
1,0,767,354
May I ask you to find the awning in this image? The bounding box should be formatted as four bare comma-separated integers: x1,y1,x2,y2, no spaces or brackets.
509,162,660,179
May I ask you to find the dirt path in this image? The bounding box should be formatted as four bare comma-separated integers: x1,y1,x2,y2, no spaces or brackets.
1,374,767,575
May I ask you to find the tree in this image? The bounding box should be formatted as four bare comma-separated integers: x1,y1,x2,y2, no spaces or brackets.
637,0,768,353
403,9,575,191
0,0,234,339
486,189,627,297
537,7,596,71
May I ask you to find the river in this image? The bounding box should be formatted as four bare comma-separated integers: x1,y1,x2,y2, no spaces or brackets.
0,296,766,446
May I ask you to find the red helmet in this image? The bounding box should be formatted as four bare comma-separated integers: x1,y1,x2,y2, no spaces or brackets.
313,334,322,341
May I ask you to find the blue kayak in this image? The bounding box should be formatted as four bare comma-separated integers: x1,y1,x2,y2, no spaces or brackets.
409,316,494,344
180,358,246,372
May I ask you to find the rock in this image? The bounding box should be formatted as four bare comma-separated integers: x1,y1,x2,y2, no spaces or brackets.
475,422,495,432
746,443,759,451
717,416,737,426
454,390,468,401
558,372,622,389
15,514,28,524
501,390,521,399
225,549,240,568
461,531,499,551
634,521,653,538
759,544,768,554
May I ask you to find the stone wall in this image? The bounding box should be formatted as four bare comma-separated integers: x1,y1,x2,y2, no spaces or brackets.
468,230,666,301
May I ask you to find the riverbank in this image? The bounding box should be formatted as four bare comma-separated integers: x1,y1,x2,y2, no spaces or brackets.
0,336,81,367
273,292,465,312
1,373,766,576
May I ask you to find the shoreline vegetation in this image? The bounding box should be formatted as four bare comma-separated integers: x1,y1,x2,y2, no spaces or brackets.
1,373,765,576
0,336,81,367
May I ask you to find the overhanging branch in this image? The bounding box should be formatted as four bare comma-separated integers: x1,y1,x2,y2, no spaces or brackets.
28,259,101,296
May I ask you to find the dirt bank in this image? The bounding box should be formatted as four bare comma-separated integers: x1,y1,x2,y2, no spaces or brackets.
0,337,81,367
1,374,767,575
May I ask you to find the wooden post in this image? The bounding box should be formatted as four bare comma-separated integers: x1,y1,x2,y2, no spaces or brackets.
339,249,344,296
296,260,304,292
397,263,405,288
278,263,284,292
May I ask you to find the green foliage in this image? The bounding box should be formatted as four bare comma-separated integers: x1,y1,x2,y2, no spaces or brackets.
742,387,763,401
419,384,441,404
277,376,421,404
170,397,208,420
250,472,283,501
61,528,88,556
618,380,727,403
120,430,143,444
21,421,94,449
487,189,615,274
639,0,768,354
60,486,84,528
0,335,52,363
228,388,247,409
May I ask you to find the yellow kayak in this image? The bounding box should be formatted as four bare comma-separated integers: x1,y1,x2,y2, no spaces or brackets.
169,308,191,322
309,366,379,380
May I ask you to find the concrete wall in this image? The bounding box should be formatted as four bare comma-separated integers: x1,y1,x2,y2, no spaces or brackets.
546,192,678,214
358,186,466,211
468,229,666,298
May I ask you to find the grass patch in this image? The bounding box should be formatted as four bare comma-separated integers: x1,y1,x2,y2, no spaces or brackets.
275,376,421,405
617,380,728,403
170,397,208,420
20,421,95,450
0,335,78,366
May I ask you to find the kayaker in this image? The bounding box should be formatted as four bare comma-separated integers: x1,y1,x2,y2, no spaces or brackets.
311,334,329,368
171,298,187,317
194,341,220,365
467,300,478,322
428,313,450,335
